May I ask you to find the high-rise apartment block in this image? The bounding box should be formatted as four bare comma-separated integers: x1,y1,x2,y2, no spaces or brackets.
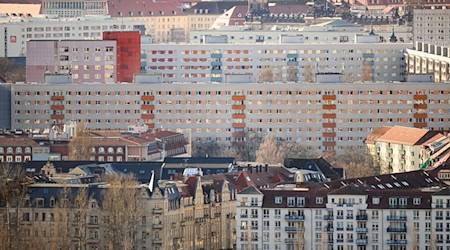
406,7,450,82
6,80,450,153
0,15,145,57
140,41,410,83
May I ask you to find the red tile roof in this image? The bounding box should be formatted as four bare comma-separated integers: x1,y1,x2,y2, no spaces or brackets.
107,0,182,17
0,137,39,146
364,126,392,144
376,126,429,146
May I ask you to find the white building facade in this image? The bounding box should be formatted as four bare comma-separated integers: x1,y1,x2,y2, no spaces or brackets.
0,15,145,57
7,81,450,153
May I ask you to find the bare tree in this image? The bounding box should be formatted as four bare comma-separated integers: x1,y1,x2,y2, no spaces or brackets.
0,58,26,83
331,147,381,178
256,134,285,164
102,174,143,250
192,140,224,157
259,66,274,82
50,187,72,250
0,163,30,250
283,142,318,159
68,122,93,160
303,64,315,83
231,130,261,162
361,61,374,82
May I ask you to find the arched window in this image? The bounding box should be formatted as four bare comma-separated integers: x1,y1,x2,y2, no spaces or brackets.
91,147,96,153
25,147,31,154
117,147,123,153
7,147,13,154
107,147,114,153
98,147,105,153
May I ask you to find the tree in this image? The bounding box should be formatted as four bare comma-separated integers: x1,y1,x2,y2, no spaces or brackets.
68,122,93,160
0,163,30,250
283,142,318,159
259,67,275,82
0,58,25,83
331,147,381,178
231,130,261,162
256,134,285,164
102,174,143,250
303,64,315,83
192,140,225,157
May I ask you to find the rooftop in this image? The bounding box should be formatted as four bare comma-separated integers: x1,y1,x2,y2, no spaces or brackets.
376,125,430,145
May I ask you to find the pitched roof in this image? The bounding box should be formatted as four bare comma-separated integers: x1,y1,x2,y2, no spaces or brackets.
364,126,392,144
239,185,262,195
0,3,41,16
284,157,342,180
0,137,39,146
107,0,182,17
164,157,235,164
376,126,429,145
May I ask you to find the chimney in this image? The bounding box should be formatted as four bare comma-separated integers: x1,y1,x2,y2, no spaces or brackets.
255,165,259,173
259,165,263,173
265,164,268,172
249,166,253,173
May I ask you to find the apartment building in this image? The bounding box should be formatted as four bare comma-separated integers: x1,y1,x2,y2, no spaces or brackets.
41,0,108,17
236,168,450,250
7,80,450,153
0,137,37,162
141,42,410,83
406,7,450,82
1,174,237,250
0,15,145,57
365,126,450,173
190,20,413,44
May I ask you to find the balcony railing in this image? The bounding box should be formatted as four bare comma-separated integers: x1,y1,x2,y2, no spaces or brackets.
387,227,407,233
356,228,368,233
386,216,407,221
323,215,334,220
356,214,368,220
285,214,305,221
356,239,368,245
387,240,407,245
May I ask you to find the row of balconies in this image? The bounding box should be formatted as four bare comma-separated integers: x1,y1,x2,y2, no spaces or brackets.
387,240,407,245
284,214,305,221
386,215,407,221
387,227,407,232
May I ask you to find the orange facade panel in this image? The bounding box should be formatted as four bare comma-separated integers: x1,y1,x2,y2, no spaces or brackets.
141,105,155,110
51,114,64,120
323,123,336,128
413,113,428,119
323,141,336,147
414,104,427,109
413,122,427,128
232,105,246,110
413,95,427,100
141,114,155,119
141,96,155,101
323,113,336,119
51,105,64,110
232,123,246,128
323,132,337,137
232,95,246,101
51,96,64,101
322,95,336,101
232,113,246,119
322,104,336,110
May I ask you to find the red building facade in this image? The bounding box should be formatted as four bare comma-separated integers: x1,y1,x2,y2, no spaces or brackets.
103,31,141,83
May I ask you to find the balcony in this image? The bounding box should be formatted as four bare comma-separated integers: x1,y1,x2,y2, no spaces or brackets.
285,226,298,232
322,113,336,119
232,104,246,110
336,239,344,243
232,113,246,119
232,95,246,101
153,207,163,214
240,214,248,218
322,104,337,110
346,227,354,231
387,227,407,233
51,105,64,110
153,223,163,229
336,227,344,231
336,215,344,219
356,239,368,245
356,214,368,220
211,61,222,67
211,53,222,58
436,216,444,220
232,123,246,128
323,215,334,220
285,239,297,244
324,226,334,232
386,216,407,221
141,95,155,101
414,113,427,119
153,239,163,244
387,240,407,245
285,214,304,221
346,215,354,220
141,105,155,110
356,228,368,233
413,103,427,109
51,96,64,101
413,94,427,100
51,114,64,120
141,114,155,119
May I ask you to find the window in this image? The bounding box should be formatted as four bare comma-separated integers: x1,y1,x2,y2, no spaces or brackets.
413,198,421,205
316,197,323,204
372,197,380,205
275,197,282,204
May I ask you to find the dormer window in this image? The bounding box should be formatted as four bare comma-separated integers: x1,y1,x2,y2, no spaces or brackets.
316,197,323,204
413,198,421,205
275,196,282,204
36,198,44,207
